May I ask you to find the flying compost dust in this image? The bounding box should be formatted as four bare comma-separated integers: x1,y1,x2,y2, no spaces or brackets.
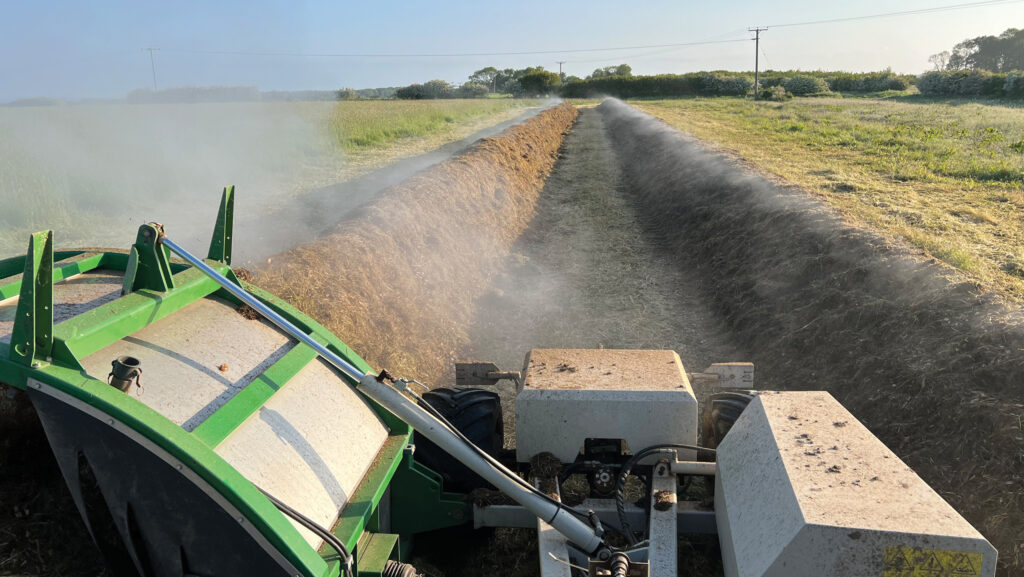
0,102,341,258
255,103,579,385
600,98,1024,574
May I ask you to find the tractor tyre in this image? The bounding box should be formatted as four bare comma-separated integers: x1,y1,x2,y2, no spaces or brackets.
700,391,756,451
414,387,504,493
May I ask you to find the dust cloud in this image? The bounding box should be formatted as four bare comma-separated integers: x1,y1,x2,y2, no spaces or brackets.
0,102,349,260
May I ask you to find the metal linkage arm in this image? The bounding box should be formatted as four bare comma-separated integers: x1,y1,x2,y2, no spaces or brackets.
160,235,367,383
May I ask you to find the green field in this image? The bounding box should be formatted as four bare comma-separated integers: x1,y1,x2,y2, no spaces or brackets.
0,99,538,258
634,97,1024,299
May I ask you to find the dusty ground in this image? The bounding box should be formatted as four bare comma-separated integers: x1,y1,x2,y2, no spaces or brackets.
465,108,742,443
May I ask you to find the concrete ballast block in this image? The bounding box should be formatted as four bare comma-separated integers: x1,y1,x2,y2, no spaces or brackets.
715,391,996,577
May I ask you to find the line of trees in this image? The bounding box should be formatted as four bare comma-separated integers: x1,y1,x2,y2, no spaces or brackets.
922,27,1024,97
930,28,1024,73
394,66,564,99
561,70,911,99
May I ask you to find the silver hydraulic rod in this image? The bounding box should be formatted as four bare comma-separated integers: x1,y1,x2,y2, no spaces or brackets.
160,235,606,555
356,374,605,555
160,236,367,383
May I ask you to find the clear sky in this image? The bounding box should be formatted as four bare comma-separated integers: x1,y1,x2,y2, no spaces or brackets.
1,0,1022,101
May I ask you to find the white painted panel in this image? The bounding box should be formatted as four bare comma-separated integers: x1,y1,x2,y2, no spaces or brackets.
80,296,294,430
216,359,389,548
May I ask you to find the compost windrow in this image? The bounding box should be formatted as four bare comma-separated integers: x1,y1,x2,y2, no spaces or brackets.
599,98,1024,575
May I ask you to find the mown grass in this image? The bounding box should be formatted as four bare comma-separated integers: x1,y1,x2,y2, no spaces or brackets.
634,97,1024,299
327,99,537,150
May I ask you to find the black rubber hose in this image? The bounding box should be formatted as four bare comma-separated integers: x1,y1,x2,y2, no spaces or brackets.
613,443,716,546
258,488,354,577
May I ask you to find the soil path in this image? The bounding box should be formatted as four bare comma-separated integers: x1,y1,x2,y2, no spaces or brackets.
464,107,744,444
419,107,743,577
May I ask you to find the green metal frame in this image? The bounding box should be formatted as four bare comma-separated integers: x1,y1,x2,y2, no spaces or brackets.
8,231,53,368
0,187,469,577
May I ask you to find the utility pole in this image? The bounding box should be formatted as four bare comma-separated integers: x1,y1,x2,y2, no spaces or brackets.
556,60,566,82
144,48,159,91
748,28,766,99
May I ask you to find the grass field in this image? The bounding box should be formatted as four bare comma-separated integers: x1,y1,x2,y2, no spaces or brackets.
633,97,1024,300
0,99,539,258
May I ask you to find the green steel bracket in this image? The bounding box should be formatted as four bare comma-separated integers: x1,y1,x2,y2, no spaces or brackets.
389,446,469,535
208,185,234,265
355,532,399,577
125,223,175,293
9,231,54,367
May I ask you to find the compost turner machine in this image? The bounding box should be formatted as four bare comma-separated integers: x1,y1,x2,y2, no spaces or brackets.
0,189,997,577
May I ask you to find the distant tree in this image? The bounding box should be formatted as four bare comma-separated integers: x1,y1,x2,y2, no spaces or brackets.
588,64,632,80
336,87,358,100
395,83,426,99
564,75,583,84
422,79,454,98
457,82,490,98
492,68,518,93
469,67,500,92
943,28,1024,72
928,51,950,71
397,79,454,99
516,70,562,96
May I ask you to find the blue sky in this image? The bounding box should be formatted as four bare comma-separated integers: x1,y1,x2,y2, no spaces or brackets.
1,0,1022,101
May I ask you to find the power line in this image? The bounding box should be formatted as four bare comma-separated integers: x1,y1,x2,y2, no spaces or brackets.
767,0,1023,28
154,38,749,60
142,0,1024,65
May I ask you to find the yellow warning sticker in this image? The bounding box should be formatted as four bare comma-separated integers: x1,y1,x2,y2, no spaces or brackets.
882,546,983,577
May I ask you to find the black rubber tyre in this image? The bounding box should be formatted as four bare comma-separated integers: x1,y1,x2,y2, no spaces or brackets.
414,387,503,493
700,391,756,450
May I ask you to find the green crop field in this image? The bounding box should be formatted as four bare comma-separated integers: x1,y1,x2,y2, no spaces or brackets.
635,97,1024,300
0,99,539,258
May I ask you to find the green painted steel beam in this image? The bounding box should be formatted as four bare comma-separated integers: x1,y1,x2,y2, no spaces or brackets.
355,532,399,577
9,231,54,367
333,435,410,554
0,250,84,280
208,186,234,265
388,447,469,536
0,252,105,302
191,343,319,447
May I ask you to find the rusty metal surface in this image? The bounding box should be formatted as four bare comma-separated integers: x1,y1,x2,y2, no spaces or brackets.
0,267,123,345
